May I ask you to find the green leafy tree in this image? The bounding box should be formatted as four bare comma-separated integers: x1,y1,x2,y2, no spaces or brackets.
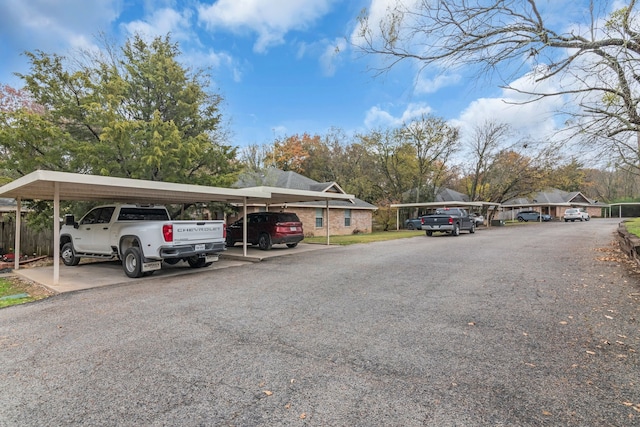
481,150,551,221
358,128,415,202
9,34,237,187
547,158,587,193
401,115,459,203
0,34,238,228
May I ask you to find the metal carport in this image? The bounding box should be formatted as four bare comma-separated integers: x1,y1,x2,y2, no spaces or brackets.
390,201,501,230
0,170,355,284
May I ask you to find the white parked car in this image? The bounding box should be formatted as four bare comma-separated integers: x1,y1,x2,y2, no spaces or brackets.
470,213,485,226
564,208,584,222
580,210,590,221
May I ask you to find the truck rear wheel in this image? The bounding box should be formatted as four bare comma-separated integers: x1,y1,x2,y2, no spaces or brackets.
452,224,460,236
469,223,475,234
123,247,143,278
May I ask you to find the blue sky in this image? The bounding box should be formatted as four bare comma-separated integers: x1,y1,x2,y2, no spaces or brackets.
0,0,606,154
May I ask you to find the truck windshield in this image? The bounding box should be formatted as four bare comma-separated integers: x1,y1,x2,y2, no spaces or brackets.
118,208,170,221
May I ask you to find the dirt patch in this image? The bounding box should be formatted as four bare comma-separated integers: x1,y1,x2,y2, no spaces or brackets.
1,256,58,303
6,276,57,299
596,240,640,276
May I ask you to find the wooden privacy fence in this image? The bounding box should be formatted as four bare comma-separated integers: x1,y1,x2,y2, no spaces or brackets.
0,220,54,256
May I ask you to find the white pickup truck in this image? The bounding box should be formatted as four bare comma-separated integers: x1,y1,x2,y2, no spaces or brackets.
60,204,226,278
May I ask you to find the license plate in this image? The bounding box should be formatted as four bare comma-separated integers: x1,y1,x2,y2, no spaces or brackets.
195,244,205,251
205,255,219,263
142,261,161,272
290,226,297,231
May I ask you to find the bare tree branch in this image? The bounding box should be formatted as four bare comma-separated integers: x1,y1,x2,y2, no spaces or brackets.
355,0,640,170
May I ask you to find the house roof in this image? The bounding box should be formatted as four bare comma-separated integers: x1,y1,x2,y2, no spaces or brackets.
235,168,377,210
0,198,18,213
391,186,499,210
435,187,470,203
502,188,598,207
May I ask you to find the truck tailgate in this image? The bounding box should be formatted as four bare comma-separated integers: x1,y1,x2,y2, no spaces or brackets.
423,217,451,225
171,221,225,243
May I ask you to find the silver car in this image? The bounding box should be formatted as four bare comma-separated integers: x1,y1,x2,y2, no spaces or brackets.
564,208,583,222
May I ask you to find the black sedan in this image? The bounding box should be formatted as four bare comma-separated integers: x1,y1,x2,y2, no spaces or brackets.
404,218,422,230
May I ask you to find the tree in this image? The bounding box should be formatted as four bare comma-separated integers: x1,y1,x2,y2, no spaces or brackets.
465,121,512,202
482,150,541,218
547,158,587,193
357,128,415,202
265,133,315,173
238,143,272,172
7,34,237,187
0,84,64,179
401,115,459,203
356,0,640,172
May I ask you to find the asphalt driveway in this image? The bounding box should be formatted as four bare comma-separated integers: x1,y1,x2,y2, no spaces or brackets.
1,218,639,426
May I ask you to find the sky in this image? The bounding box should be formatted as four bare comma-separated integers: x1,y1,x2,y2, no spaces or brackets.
0,0,610,156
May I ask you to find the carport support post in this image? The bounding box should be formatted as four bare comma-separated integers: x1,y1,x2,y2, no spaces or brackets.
242,197,247,257
326,200,330,245
396,208,400,231
53,182,60,285
13,197,21,271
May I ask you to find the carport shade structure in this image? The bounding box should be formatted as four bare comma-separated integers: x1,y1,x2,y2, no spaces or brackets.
390,201,501,230
0,170,355,285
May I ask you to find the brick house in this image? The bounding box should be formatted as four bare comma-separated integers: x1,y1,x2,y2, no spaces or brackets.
231,168,377,237
501,188,606,219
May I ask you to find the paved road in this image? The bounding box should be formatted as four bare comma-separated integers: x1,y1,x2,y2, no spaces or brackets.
1,219,639,426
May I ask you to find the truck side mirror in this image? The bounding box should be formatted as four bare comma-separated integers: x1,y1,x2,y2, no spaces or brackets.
64,214,78,228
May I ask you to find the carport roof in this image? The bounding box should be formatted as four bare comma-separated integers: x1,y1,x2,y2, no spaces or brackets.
0,170,356,205
390,201,494,208
0,170,264,203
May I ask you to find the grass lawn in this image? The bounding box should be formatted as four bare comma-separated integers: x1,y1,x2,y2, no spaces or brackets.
304,229,424,245
625,218,640,238
0,276,54,308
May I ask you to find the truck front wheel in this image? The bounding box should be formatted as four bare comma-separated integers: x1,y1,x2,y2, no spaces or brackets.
123,247,143,278
61,242,81,266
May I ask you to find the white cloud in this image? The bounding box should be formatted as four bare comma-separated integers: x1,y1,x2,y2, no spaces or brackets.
415,72,461,94
121,7,193,42
0,0,120,52
319,38,347,77
197,0,336,53
364,102,433,128
452,72,567,146
0,0,122,85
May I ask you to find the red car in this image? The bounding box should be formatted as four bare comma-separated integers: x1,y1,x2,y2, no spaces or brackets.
226,212,304,250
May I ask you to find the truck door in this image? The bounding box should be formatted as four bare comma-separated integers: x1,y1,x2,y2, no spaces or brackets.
76,207,115,253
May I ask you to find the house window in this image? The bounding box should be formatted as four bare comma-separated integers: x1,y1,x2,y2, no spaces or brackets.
344,209,351,227
315,208,323,228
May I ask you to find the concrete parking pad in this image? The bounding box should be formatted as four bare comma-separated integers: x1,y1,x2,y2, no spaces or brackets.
13,243,331,294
